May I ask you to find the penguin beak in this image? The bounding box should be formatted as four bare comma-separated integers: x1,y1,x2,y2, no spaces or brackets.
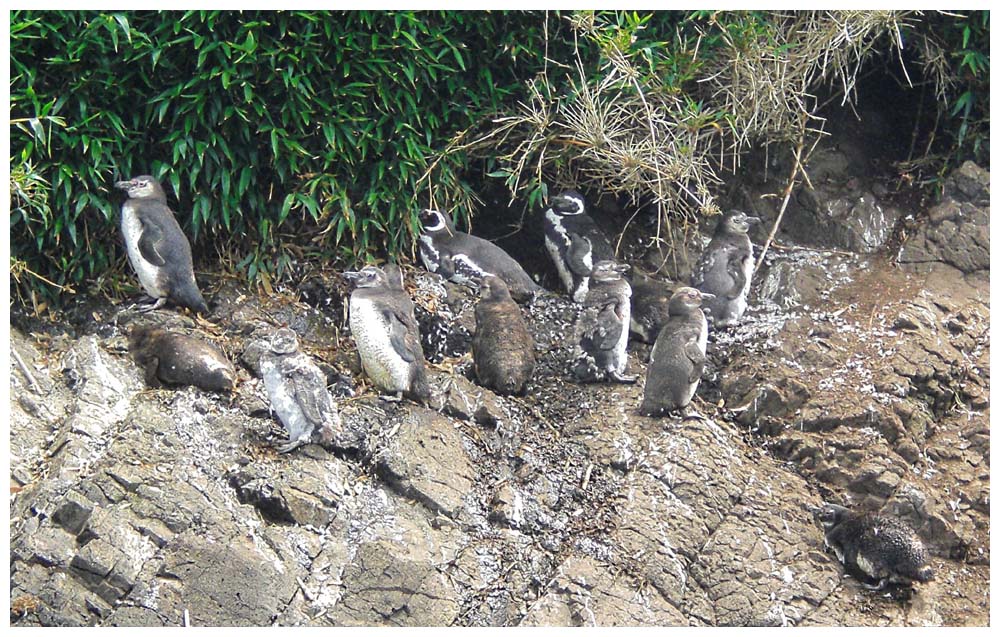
614,263,630,274
746,216,761,224
114,179,133,190
342,271,361,282
700,292,717,300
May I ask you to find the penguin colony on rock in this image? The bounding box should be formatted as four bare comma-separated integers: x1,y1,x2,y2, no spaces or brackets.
108,179,773,424
113,177,934,592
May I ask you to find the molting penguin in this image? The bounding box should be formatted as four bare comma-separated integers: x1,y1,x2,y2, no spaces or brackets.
344,265,431,403
542,190,615,303
128,326,236,392
472,276,535,395
816,503,934,590
259,328,340,453
639,287,714,416
114,175,209,314
629,271,676,344
418,208,542,303
570,261,636,383
690,209,760,327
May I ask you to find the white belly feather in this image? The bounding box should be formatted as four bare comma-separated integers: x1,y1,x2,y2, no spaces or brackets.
121,203,166,298
349,297,412,392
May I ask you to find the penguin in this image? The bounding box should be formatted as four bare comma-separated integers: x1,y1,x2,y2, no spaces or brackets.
383,262,405,291
344,265,431,403
258,328,340,453
690,209,760,327
542,190,615,303
128,326,236,392
472,275,535,395
628,271,676,344
114,175,209,314
417,208,542,303
639,287,715,416
570,260,636,383
815,503,935,589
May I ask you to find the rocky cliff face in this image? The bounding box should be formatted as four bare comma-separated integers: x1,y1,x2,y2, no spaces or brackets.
9,163,989,626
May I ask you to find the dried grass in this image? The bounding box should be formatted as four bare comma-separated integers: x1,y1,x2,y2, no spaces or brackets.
445,10,955,254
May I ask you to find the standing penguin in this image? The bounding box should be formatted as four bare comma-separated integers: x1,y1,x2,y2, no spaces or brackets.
259,328,340,453
690,209,760,327
344,265,431,403
570,261,636,383
639,287,714,416
417,209,542,303
114,175,208,314
542,190,615,303
472,276,535,395
816,503,935,589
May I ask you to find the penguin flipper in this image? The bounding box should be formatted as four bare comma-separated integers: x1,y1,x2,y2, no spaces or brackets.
582,305,623,352
284,359,332,426
725,249,750,299
385,310,419,363
684,342,707,383
567,233,594,276
135,206,171,267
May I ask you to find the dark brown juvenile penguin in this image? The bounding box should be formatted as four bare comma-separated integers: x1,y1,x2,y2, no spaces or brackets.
128,326,236,392
472,275,535,395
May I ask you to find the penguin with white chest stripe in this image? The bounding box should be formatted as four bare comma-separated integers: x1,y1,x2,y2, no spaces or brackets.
543,190,615,303
114,175,208,314
815,503,934,590
570,260,636,383
639,287,714,416
344,265,431,403
690,209,760,327
417,209,542,303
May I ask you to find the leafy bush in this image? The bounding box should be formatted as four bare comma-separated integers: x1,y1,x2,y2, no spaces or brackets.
10,10,987,307
10,10,565,304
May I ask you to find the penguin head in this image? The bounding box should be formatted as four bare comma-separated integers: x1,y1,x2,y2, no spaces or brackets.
590,260,629,282
479,275,511,302
668,286,714,315
418,209,453,235
719,210,760,235
813,502,852,530
269,328,300,355
550,190,586,216
914,564,935,583
115,175,166,201
343,265,387,289
127,325,160,353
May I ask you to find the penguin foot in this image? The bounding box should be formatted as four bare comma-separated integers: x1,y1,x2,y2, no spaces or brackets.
609,371,638,384
862,578,889,591
136,297,169,313
275,438,305,453
379,392,403,402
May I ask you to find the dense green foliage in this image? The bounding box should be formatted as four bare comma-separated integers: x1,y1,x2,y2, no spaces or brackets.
10,10,571,302
10,10,989,307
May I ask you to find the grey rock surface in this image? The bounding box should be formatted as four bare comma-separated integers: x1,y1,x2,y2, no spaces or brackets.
9,163,990,627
